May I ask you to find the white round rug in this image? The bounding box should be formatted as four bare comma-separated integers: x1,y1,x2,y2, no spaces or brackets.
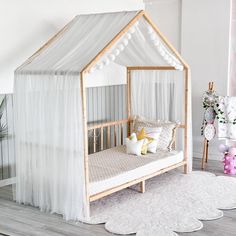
85,171,236,236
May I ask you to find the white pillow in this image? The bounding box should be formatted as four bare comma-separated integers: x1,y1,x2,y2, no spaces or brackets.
134,116,178,151
129,132,138,142
126,138,145,156
137,127,162,153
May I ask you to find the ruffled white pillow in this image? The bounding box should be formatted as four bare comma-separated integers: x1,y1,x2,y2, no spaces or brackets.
133,115,178,151
126,137,145,156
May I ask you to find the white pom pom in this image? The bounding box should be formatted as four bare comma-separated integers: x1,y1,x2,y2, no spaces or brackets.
154,40,160,46
164,54,169,60
118,44,125,51
109,54,116,61
148,26,154,34
167,58,172,64
114,49,120,56
129,26,135,34
160,51,165,57
88,67,95,74
103,57,110,66
97,63,103,70
158,47,164,55
126,33,132,40
171,61,176,67
157,45,163,52
123,39,129,46
150,33,157,41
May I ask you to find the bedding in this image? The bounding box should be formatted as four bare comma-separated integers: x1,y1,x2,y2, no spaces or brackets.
133,115,178,151
89,145,184,195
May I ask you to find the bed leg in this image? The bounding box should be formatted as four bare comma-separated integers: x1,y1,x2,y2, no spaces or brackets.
184,163,189,174
140,181,145,193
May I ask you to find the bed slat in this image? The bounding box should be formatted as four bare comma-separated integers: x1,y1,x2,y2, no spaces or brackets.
121,125,123,145
93,129,96,153
101,127,104,151
114,126,117,147
107,126,111,148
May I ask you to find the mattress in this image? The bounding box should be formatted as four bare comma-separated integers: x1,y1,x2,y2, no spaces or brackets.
89,146,184,195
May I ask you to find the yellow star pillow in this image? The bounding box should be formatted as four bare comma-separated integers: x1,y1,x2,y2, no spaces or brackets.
136,128,154,155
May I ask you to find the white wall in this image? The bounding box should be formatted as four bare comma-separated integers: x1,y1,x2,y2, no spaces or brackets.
229,0,236,95
0,0,144,94
145,0,182,51
181,0,231,160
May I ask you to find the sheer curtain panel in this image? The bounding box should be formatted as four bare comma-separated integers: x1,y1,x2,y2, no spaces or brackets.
131,70,184,122
13,72,88,221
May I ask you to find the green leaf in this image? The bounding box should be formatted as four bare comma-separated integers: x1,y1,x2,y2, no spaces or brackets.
0,96,8,141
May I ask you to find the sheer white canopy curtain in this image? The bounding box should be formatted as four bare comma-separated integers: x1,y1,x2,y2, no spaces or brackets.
13,73,88,221
131,70,184,121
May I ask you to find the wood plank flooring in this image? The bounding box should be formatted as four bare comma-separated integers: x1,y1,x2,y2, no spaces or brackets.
0,158,235,236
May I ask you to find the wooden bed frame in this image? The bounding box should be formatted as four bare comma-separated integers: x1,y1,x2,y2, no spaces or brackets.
87,119,186,202
80,10,190,212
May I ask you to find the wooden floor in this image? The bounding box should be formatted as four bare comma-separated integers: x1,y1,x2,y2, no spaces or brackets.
0,159,235,236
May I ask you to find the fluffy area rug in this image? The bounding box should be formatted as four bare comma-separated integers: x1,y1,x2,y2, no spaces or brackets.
86,171,236,236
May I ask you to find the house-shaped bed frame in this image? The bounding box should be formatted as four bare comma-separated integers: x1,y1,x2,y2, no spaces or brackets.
14,10,191,220
81,10,190,202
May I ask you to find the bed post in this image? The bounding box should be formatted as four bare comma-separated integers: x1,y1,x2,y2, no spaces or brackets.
80,71,90,218
184,67,190,174
127,68,131,136
140,181,145,193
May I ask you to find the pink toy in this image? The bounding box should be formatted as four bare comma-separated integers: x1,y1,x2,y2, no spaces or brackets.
219,143,236,175
223,154,236,175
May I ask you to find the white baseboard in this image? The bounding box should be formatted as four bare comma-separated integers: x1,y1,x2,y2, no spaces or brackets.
193,152,222,161
193,135,224,161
